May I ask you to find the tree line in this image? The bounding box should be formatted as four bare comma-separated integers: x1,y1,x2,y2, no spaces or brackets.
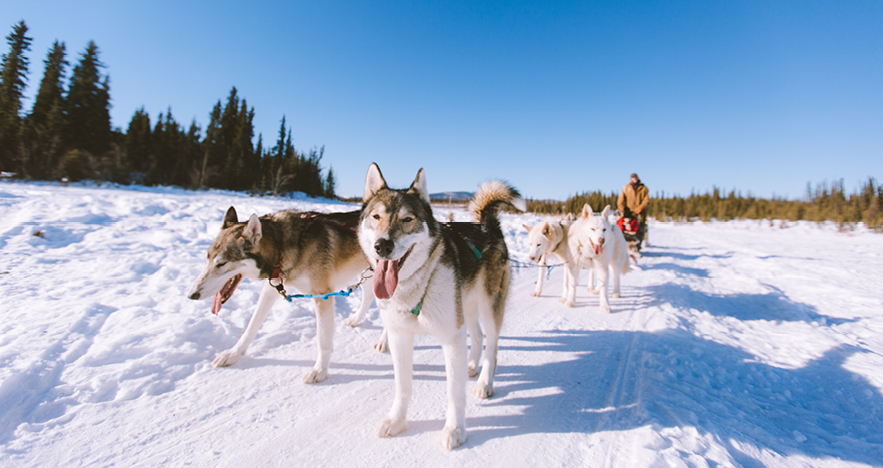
526,178,882,230
0,21,335,197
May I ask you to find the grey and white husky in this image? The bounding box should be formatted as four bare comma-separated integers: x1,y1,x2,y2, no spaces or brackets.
187,207,374,383
358,163,525,450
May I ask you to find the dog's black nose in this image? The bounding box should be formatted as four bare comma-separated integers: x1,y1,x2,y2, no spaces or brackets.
188,291,200,300
374,238,394,257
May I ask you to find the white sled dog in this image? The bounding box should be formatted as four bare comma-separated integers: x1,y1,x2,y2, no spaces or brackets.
187,207,375,383
524,218,602,298
563,204,630,312
359,163,524,450
523,218,573,300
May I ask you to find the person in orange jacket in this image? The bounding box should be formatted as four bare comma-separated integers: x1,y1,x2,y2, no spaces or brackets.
618,173,649,226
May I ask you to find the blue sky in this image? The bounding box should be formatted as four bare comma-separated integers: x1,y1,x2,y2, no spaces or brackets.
3,0,881,199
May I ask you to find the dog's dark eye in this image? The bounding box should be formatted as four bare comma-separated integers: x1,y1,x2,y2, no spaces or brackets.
372,214,381,220
216,262,227,268
402,216,414,223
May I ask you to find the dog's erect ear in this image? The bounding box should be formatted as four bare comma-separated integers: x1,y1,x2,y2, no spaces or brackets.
541,222,552,237
241,213,262,245
364,163,387,202
223,206,238,229
566,213,574,221
522,224,531,233
581,204,594,219
601,205,611,218
408,168,429,204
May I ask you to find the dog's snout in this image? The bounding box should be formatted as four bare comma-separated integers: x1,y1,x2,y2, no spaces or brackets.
374,238,394,257
188,291,200,300
598,237,605,245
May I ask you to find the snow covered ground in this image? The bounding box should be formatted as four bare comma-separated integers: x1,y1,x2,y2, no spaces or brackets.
1,181,882,467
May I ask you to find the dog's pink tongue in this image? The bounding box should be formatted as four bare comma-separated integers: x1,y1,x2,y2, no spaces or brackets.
211,292,223,315
373,259,400,300
594,244,603,255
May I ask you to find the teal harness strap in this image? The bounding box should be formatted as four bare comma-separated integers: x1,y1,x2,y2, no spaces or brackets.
464,240,482,259
410,297,423,316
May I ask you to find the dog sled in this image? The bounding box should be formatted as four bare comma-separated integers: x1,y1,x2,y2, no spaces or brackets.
617,213,647,252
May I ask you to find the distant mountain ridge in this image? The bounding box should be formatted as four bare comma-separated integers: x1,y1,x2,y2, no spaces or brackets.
430,191,473,202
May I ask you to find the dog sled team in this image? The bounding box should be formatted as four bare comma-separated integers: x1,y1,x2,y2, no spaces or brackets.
187,164,645,450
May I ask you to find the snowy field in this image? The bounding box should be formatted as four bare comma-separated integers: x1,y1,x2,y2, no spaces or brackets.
1,181,882,467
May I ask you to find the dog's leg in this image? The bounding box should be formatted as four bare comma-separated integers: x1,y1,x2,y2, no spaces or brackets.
303,297,334,383
530,261,544,297
587,267,598,294
596,261,611,313
560,264,570,303
561,265,578,307
466,310,482,378
473,297,499,399
440,327,468,450
213,282,279,367
611,263,622,299
374,327,389,353
343,287,373,327
377,329,413,438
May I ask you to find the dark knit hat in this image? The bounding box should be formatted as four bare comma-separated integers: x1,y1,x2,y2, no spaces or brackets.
630,173,639,179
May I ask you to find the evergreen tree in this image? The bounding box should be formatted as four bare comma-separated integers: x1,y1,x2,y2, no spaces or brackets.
124,107,151,176
20,40,67,179
0,20,32,171
183,120,202,188
324,165,336,199
65,41,111,159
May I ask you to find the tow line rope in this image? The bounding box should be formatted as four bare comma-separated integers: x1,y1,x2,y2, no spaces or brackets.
507,258,567,280
270,263,374,302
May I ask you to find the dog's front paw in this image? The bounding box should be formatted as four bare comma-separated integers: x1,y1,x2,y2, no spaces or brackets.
600,304,611,314
377,417,408,438
342,315,362,327
212,349,244,367
590,289,600,295
467,361,479,378
561,299,575,308
473,381,494,399
530,289,541,297
302,367,328,384
612,292,621,299
373,338,389,353
439,426,466,450
373,330,389,353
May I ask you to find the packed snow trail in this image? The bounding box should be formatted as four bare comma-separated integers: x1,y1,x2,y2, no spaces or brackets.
1,182,882,467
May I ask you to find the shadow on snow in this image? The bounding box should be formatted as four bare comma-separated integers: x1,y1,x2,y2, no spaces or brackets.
469,328,882,465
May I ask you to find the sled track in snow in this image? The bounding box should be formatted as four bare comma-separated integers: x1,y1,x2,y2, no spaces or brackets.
586,290,653,467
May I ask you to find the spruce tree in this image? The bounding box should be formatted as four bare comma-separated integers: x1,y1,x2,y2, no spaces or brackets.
0,20,32,171
65,41,111,159
124,107,152,176
20,40,67,178
324,166,336,199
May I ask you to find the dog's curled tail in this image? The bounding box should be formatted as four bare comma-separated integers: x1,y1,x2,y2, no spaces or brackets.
469,180,526,232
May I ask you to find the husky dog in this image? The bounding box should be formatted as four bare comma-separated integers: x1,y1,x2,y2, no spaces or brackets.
523,219,572,300
563,204,630,312
187,207,374,383
359,163,524,450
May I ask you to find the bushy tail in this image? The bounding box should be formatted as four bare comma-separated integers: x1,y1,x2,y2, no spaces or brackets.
469,180,526,234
